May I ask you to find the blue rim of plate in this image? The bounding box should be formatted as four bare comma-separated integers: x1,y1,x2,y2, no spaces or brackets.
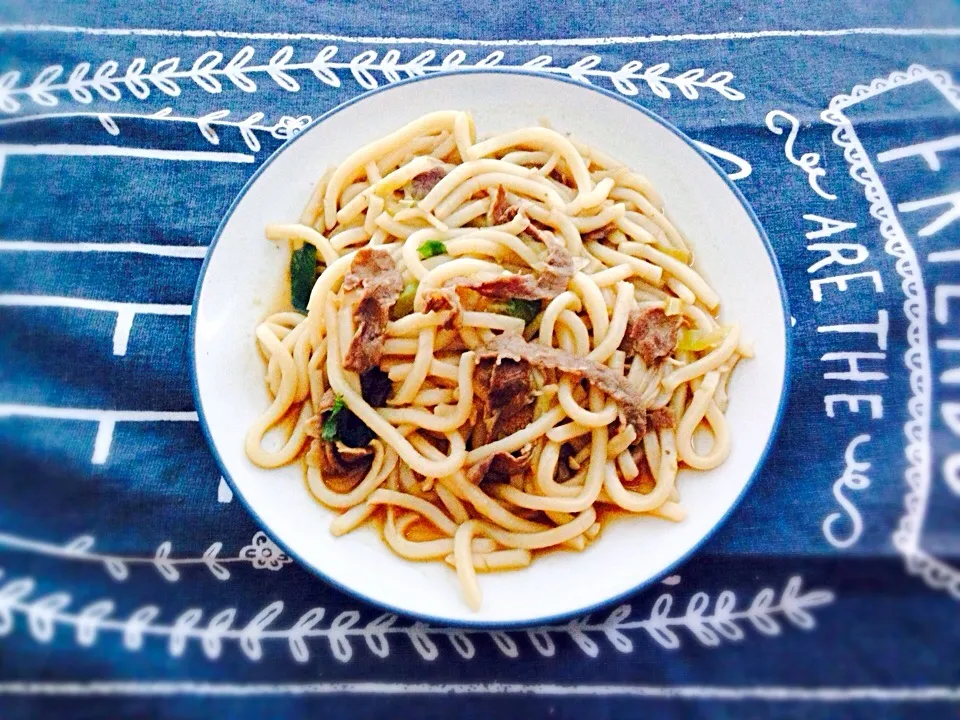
190,67,793,629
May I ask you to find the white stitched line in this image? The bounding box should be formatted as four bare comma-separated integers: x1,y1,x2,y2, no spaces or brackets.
0,110,294,151
0,405,198,422
0,241,208,258
0,110,278,136
0,110,260,129
111,310,135,356
0,532,274,575
0,24,958,46
0,295,192,315
0,682,955,700
0,144,254,163
91,419,116,465
0,295,192,357
0,533,242,564
0,405,198,464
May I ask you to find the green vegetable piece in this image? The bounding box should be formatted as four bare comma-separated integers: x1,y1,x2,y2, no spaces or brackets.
391,281,419,320
501,298,542,325
290,243,318,313
321,395,346,441
417,240,447,259
655,243,691,264
676,327,727,352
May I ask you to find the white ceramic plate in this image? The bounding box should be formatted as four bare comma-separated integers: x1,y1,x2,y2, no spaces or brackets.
192,70,790,626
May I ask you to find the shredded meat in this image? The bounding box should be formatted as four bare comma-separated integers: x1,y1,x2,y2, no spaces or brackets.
342,249,402,373
408,167,446,200
535,231,576,298
492,401,534,441
522,222,551,245
473,359,534,439
455,228,575,301
310,438,374,483
472,362,493,406
457,273,542,301
581,224,615,244
342,247,396,293
489,185,519,225
646,406,675,431
478,333,649,432
487,358,531,409
619,307,682,366
472,358,534,441
422,287,463,327
466,445,533,484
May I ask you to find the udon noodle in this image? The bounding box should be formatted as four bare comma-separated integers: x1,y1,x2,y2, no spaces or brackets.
247,111,748,611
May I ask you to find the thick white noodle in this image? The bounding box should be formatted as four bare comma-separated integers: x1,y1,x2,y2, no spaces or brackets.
248,112,746,611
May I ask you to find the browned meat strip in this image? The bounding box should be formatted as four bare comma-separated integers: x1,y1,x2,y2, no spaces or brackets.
491,400,534,441
310,438,374,483
488,185,519,225
342,247,397,292
477,333,649,432
487,358,531,409
422,287,463,327
456,228,575,301
535,231,576,298
458,273,542,301
619,307,681,366
581,224,615,243
342,248,402,373
408,167,446,200
646,406,675,431
471,358,534,442
466,445,533,484
344,293,397,372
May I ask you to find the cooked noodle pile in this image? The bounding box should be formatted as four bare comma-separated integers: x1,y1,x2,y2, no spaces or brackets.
247,111,748,611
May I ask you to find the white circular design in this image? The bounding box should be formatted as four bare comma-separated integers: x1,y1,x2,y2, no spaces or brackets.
193,70,790,625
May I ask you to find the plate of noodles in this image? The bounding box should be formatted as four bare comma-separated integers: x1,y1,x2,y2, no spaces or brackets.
192,70,790,625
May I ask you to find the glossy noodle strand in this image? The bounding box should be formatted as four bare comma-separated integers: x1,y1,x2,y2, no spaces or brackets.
249,112,747,611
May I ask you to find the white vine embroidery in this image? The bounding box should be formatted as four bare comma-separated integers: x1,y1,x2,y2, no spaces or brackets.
0,46,744,114
822,434,872,549
0,108,343,150
0,531,290,582
765,109,837,200
0,570,832,662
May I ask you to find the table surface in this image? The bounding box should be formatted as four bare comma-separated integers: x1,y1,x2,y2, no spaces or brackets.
1,2,959,718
